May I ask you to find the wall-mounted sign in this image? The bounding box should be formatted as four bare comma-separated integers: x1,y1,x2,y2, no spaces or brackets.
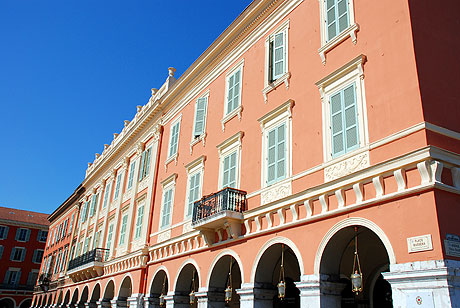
407,234,433,253
445,233,460,257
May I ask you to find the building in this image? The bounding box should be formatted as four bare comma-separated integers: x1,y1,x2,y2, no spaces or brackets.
32,0,460,307
0,207,49,308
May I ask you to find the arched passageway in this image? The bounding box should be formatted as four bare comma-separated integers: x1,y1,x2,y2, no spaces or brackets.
70,289,79,308
112,276,132,308
47,294,54,307
254,243,301,307
148,270,169,308
319,226,393,308
39,296,45,308
19,299,32,308
208,255,242,308
175,263,200,308
79,286,89,308
63,290,71,308
56,291,63,306
101,280,115,307
90,283,101,307
0,298,15,308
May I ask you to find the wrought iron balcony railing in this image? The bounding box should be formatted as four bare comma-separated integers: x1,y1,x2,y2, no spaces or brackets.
67,248,109,271
192,187,247,225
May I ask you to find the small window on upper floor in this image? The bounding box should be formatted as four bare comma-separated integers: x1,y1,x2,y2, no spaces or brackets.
15,228,30,242
134,200,145,239
316,55,368,162
185,156,205,219
113,172,122,201
37,230,48,242
126,160,137,190
0,225,9,240
221,60,244,131
32,249,44,264
102,181,112,208
4,268,21,285
88,193,99,217
118,214,128,245
10,247,26,262
159,174,177,230
167,117,181,165
318,0,359,64
263,20,290,103
217,132,243,190
139,147,152,182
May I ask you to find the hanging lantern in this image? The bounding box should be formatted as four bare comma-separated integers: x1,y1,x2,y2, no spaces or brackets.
160,275,166,307
225,256,233,303
189,270,196,305
351,227,363,295
278,244,286,299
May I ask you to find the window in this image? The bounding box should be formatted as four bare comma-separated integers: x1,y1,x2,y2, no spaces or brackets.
186,172,201,218
259,100,294,187
83,238,90,253
4,269,21,285
193,96,208,139
68,213,74,236
217,132,243,190
318,0,358,63
222,152,237,188
161,188,173,229
15,228,30,242
127,160,136,190
168,120,181,159
225,67,242,116
119,214,128,245
0,225,8,240
134,203,145,239
10,247,26,261
62,219,68,237
32,249,44,263
94,230,101,248
27,271,38,286
0,245,3,259
53,251,61,274
59,248,68,272
106,223,114,252
139,147,152,181
89,194,98,217
114,173,122,200
102,182,112,208
80,201,88,223
37,230,48,242
315,55,368,161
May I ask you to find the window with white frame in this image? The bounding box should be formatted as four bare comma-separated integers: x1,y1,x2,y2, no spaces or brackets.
59,247,68,272
185,157,205,219
94,230,101,248
37,230,48,242
160,174,176,230
15,228,30,242
134,201,145,239
318,0,358,63
217,132,243,190
126,160,136,190
0,225,8,240
4,268,21,285
32,249,44,263
225,63,243,116
53,251,61,274
102,182,112,208
258,100,294,187
62,219,68,238
10,247,26,261
168,119,181,159
80,201,88,223
193,96,208,139
106,222,114,252
89,193,98,217
139,147,152,181
267,20,289,83
68,213,74,236
315,55,368,161
113,172,122,201
27,270,39,286
119,214,128,245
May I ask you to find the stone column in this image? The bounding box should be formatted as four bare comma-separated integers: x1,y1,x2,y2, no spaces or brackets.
164,292,189,308
127,294,143,308
383,259,460,308
142,295,159,308
196,288,226,308
96,300,111,308
296,274,345,308
110,298,127,308
237,283,277,308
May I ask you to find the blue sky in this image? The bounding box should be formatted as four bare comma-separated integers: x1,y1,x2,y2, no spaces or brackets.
0,0,253,214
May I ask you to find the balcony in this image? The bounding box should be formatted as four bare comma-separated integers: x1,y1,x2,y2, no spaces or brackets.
192,187,247,245
67,248,109,282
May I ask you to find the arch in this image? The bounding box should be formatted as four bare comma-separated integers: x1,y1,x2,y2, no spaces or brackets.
0,298,16,308
118,276,132,299
148,266,170,296
173,258,201,291
250,236,304,283
174,261,200,307
80,285,89,304
313,217,396,274
208,253,243,307
19,299,32,308
91,283,101,303
71,288,79,304
206,249,244,288
103,280,115,300
39,295,45,307
56,290,64,304
47,293,54,306
63,290,71,305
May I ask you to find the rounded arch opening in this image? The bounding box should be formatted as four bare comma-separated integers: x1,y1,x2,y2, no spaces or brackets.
80,286,89,305
91,283,101,303
208,254,242,308
103,280,115,302
0,298,16,308
47,294,54,306
71,289,79,305
149,269,169,306
254,243,301,307
57,291,63,304
63,290,71,306
118,276,132,300
19,299,32,308
40,295,45,307
319,225,393,308
175,263,200,308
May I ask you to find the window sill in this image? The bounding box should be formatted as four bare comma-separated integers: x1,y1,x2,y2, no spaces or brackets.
189,133,207,154
221,105,243,132
262,72,291,103
164,153,178,171
318,23,359,64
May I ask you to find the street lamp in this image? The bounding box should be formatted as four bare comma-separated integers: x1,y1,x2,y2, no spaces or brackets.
159,275,166,307
351,227,363,295
225,256,233,303
277,244,286,299
189,270,196,305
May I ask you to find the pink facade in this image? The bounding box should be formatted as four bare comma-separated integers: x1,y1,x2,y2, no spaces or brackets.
33,1,460,308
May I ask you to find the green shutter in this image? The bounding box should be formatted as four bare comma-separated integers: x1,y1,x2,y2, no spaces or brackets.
139,151,146,181
227,69,241,114
161,189,173,228
343,83,359,152
222,152,237,188
194,97,207,137
267,123,286,185
272,32,285,80
119,215,128,244
127,161,136,189
114,173,121,200
102,183,111,208
0,245,3,259
106,224,114,250
169,122,180,157
326,0,349,41
188,173,201,217
89,195,96,217
135,205,144,238
145,148,151,177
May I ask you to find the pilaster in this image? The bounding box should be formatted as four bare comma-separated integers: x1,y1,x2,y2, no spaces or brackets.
237,283,277,308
